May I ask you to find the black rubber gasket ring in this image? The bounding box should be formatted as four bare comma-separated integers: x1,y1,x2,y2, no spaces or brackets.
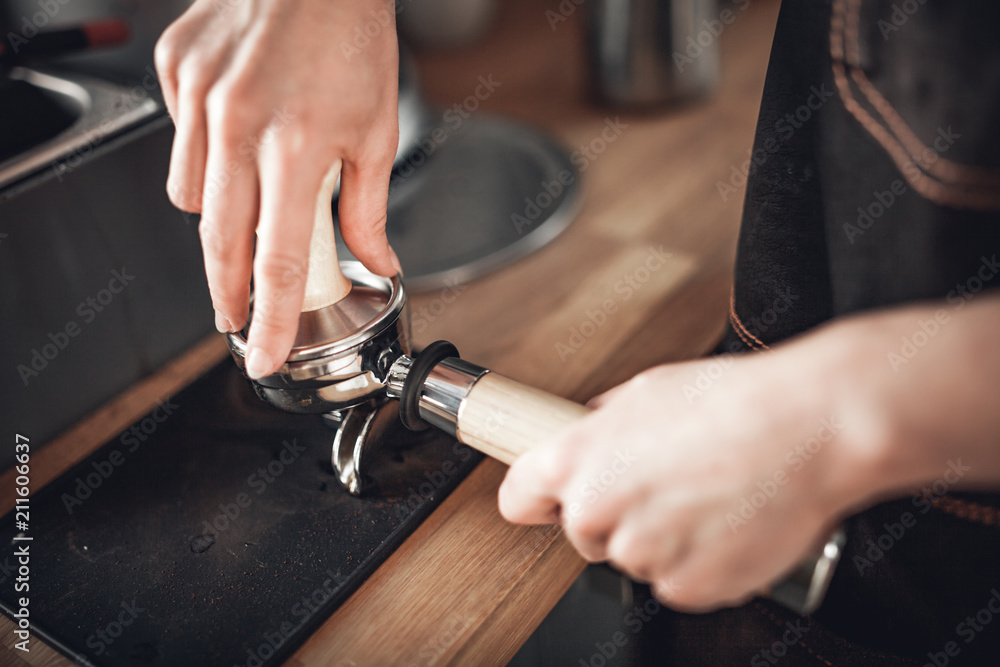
399,340,459,431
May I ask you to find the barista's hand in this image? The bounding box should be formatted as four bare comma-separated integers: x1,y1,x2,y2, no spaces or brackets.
155,0,400,378
498,330,884,611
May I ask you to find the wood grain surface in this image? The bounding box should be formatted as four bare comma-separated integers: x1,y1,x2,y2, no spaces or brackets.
0,0,780,664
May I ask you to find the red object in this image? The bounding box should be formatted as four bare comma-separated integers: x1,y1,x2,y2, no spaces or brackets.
80,18,131,49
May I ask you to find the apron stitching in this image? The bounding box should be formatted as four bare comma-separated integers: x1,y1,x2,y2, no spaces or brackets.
928,494,1000,528
753,601,835,666
844,0,1000,188
829,0,1000,210
730,289,770,350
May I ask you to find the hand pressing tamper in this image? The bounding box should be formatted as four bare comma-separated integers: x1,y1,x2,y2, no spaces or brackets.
226,163,845,616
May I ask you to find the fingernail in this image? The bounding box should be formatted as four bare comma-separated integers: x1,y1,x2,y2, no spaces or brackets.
497,482,511,516
215,311,233,333
245,348,274,379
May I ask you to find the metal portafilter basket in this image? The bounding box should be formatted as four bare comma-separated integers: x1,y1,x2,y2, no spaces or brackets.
226,162,845,616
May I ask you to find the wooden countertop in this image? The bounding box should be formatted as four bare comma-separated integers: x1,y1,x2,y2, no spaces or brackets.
0,1,780,664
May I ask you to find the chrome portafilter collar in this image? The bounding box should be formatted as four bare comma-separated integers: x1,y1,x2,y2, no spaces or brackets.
226,262,411,414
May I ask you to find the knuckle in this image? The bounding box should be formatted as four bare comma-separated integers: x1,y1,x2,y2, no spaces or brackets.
363,127,399,166
606,531,640,566
630,369,657,390
343,210,388,240
207,282,246,311
567,511,607,544
244,309,288,337
276,128,311,162
255,251,308,292
197,217,234,259
205,82,256,139
153,30,181,76
175,61,215,104
529,443,572,489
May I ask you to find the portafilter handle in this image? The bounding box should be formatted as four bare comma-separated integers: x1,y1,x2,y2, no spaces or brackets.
385,341,846,616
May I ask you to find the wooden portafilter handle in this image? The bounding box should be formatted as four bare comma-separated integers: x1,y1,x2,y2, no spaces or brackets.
389,342,846,616
302,160,352,312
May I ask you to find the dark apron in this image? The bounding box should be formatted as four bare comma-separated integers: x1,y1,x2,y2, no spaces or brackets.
652,1,1000,664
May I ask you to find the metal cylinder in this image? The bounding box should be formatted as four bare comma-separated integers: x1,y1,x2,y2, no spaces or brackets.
416,358,489,436
587,0,720,107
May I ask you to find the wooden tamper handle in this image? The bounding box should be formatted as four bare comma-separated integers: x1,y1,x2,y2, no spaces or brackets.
302,160,353,311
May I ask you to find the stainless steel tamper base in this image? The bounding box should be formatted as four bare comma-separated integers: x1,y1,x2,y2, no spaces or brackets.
226,262,411,415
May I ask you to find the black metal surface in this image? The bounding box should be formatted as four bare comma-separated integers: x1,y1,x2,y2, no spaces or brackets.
0,360,481,666
0,117,215,470
0,78,79,160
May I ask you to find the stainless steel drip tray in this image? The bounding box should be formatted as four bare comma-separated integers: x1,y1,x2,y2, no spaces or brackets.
0,67,161,189
337,114,583,292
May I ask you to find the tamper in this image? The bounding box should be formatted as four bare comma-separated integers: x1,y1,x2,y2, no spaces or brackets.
226,162,845,615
